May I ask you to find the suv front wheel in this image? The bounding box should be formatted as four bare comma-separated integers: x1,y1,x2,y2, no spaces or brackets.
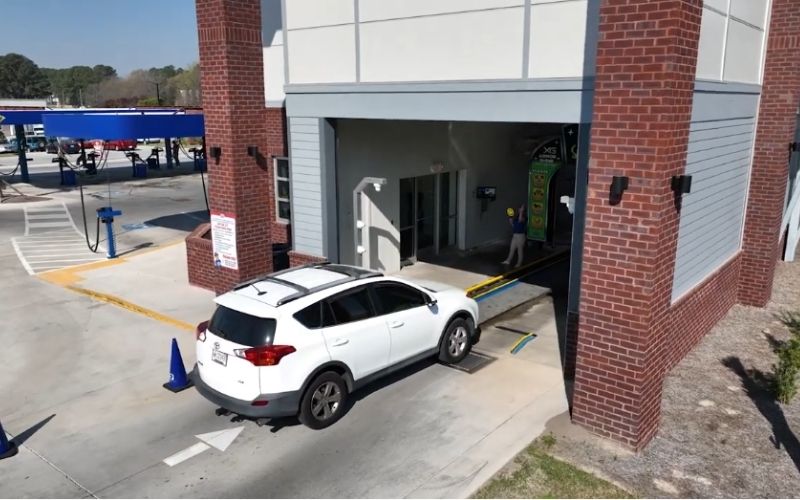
438,317,473,364
299,371,349,429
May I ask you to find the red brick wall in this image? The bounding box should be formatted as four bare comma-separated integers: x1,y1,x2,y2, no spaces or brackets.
289,251,327,268
185,223,216,291
665,254,741,372
738,0,800,307
187,0,289,292
572,0,703,450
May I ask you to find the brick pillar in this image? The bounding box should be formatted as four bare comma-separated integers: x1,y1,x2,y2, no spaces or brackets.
572,0,702,449
188,0,272,292
738,0,800,307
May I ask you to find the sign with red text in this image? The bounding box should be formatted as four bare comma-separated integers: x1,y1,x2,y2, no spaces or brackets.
211,211,238,270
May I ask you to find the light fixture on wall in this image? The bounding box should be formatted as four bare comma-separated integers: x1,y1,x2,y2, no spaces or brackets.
610,176,629,197
209,146,222,165
671,175,693,195
430,161,445,174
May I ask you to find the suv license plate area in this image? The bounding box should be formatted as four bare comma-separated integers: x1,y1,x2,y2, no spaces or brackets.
212,349,228,366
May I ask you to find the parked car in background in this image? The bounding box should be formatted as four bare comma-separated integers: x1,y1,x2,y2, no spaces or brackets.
26,136,47,152
0,140,17,154
104,139,138,151
45,138,81,155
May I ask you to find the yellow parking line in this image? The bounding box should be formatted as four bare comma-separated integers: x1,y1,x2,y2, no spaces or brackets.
37,238,194,333
65,284,195,332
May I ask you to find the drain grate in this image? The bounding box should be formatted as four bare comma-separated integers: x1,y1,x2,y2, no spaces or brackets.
446,351,496,374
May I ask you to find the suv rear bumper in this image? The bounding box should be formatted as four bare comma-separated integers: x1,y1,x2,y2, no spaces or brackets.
191,366,301,418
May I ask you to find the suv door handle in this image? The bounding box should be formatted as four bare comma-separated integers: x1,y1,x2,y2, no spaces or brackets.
389,321,404,328
331,338,349,347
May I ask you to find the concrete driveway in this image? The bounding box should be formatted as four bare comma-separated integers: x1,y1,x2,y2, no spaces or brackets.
0,187,567,498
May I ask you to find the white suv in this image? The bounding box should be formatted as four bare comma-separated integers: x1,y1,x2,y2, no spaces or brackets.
192,263,480,429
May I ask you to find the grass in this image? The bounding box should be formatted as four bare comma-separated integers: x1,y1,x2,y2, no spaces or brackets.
474,434,632,499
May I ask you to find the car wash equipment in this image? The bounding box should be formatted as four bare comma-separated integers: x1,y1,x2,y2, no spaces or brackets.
163,338,194,393
148,147,162,169
86,151,99,175
96,206,122,259
0,417,18,460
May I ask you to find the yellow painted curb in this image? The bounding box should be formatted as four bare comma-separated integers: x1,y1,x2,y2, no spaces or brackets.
465,249,570,295
38,238,194,333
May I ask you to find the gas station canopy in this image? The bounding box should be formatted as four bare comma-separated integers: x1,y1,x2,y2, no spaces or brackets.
0,108,205,140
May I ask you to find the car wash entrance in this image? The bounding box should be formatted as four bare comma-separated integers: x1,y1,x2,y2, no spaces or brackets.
334,119,580,277
399,171,458,264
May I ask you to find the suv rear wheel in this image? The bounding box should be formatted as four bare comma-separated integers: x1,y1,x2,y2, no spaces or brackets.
438,317,473,364
299,371,349,429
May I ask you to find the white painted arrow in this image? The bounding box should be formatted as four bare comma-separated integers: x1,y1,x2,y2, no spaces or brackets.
162,426,245,467
195,426,244,452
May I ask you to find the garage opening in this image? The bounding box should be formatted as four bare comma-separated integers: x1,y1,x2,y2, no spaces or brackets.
334,119,578,274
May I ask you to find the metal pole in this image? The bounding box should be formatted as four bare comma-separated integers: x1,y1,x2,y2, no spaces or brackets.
165,136,173,168
105,219,116,259
14,125,29,183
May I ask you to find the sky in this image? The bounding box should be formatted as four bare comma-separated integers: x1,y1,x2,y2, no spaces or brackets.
1,0,199,76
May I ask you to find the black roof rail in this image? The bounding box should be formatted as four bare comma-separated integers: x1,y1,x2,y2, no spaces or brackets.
234,262,384,306
233,260,331,291
275,264,383,306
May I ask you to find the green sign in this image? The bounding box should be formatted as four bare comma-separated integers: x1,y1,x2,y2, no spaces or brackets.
527,137,563,241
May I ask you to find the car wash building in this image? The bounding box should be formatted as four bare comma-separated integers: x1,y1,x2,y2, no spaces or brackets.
186,0,800,450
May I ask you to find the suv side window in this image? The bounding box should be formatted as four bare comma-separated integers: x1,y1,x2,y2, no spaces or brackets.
327,287,375,325
372,282,427,315
294,301,336,329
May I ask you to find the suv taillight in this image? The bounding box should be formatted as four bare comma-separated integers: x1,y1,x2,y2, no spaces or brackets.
234,345,296,366
196,320,209,342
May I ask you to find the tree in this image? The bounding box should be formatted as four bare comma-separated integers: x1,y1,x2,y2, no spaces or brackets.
0,53,50,98
92,64,117,81
167,63,201,107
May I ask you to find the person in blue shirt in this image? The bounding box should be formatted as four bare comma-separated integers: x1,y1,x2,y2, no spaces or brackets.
502,204,527,267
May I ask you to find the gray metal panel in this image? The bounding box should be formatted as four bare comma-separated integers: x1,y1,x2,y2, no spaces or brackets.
671,93,759,301
286,88,587,123
285,77,590,94
288,116,325,257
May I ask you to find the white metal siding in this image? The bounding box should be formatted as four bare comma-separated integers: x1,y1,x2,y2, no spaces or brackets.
282,0,590,85
671,91,759,301
289,117,324,256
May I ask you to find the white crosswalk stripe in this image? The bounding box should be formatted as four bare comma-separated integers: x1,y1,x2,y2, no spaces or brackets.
12,203,105,275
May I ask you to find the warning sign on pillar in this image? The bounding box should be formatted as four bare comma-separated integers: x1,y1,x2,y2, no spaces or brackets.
210,211,238,270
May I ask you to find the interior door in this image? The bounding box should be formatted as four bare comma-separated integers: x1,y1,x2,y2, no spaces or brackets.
371,282,436,364
322,287,391,380
400,177,415,262
415,174,436,259
438,172,458,251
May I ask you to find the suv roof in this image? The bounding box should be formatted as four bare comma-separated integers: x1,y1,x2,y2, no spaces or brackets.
227,263,383,309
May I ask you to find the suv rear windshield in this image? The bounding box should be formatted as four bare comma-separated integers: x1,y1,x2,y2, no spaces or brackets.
208,306,277,347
